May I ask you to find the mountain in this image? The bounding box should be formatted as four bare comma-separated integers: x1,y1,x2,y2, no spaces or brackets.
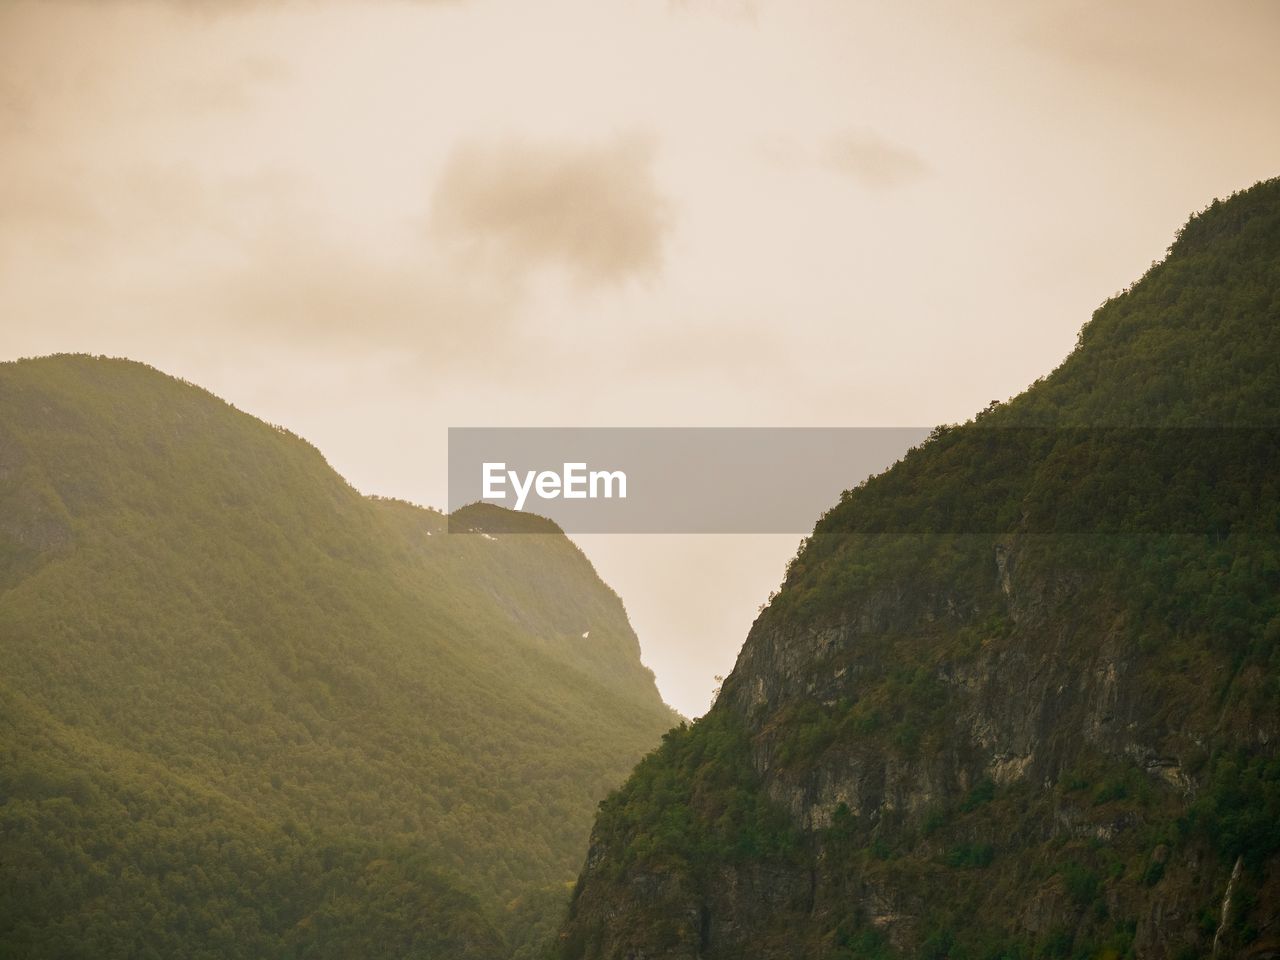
559,179,1280,959
0,355,678,959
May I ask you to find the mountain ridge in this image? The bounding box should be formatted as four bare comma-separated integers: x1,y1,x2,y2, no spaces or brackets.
558,178,1280,960
0,353,678,959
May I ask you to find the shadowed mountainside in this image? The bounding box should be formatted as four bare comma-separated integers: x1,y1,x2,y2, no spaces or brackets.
560,179,1280,960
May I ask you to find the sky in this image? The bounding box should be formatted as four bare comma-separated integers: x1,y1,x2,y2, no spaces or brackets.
2,0,1278,716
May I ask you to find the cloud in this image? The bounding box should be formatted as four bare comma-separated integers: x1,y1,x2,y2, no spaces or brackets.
667,0,759,20
1011,0,1280,97
824,131,929,189
27,0,460,10
0,154,531,381
209,234,524,369
429,135,672,288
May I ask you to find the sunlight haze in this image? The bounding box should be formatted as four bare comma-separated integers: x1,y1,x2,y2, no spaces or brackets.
3,0,1278,716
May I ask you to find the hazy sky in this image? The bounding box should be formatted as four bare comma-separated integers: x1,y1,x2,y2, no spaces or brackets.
2,0,1278,716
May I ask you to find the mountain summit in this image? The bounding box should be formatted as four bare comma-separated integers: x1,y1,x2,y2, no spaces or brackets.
559,180,1280,959
0,355,677,959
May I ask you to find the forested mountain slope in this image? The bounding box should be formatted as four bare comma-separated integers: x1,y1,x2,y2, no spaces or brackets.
0,355,677,959
560,179,1280,960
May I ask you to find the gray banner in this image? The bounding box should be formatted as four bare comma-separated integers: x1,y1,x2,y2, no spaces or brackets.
448,426,1280,534
447,427,930,533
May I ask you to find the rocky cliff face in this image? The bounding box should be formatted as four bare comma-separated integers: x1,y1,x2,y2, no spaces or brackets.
559,180,1280,959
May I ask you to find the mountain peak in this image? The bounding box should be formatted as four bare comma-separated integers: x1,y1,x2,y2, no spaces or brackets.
558,180,1280,960
0,357,676,958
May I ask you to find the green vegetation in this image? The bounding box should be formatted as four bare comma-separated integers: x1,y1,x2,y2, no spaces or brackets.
0,355,677,958
589,710,802,878
1183,751,1280,870
561,179,1280,958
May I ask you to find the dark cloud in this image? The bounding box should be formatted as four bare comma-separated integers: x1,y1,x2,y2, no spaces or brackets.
824,131,929,189
429,135,671,287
